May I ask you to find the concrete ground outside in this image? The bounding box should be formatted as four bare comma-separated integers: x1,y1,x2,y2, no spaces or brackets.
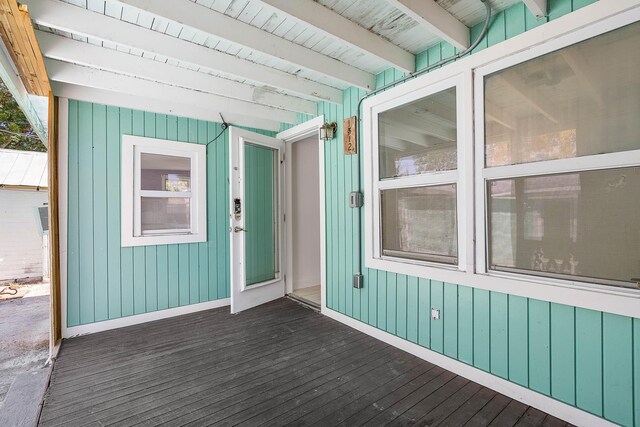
0,283,50,410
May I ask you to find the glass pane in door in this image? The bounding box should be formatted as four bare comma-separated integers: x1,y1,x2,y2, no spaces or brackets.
244,143,279,286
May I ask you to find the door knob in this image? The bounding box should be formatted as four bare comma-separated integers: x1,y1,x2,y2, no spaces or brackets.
233,226,246,233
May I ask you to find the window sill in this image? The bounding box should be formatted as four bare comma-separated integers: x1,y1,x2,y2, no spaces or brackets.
121,233,206,247
365,256,640,318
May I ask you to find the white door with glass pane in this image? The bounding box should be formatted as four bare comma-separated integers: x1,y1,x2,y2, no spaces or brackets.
229,127,286,313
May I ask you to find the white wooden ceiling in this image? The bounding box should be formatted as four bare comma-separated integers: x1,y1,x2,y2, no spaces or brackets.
23,0,527,130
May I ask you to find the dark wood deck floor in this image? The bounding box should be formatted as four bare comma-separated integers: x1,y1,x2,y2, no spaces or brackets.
39,299,569,426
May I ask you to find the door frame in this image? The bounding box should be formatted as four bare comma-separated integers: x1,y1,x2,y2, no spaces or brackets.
276,116,327,312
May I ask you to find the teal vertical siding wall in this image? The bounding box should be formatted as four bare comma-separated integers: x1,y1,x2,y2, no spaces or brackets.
66,101,273,327
317,1,640,426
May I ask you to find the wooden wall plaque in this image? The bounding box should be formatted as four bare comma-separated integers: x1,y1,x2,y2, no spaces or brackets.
343,116,357,155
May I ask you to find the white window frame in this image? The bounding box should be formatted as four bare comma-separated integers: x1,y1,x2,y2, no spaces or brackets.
363,72,474,277
121,135,207,247
474,16,640,292
360,2,640,318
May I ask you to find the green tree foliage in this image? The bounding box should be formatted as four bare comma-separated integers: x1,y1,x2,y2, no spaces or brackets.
0,79,45,152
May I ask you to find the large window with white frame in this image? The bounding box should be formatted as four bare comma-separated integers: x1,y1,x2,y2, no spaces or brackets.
366,74,469,270
121,135,207,247
476,21,640,289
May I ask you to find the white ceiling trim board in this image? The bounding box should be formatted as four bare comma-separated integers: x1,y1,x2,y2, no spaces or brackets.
52,82,282,131
24,0,342,104
45,59,298,125
522,0,548,18
37,31,316,115
114,0,376,91
383,0,470,50
253,0,415,73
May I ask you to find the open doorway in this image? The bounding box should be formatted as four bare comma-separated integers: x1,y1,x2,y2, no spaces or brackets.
287,135,322,307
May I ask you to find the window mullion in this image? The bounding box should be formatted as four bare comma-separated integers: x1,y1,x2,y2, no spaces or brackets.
377,171,458,190
483,149,640,181
139,190,193,198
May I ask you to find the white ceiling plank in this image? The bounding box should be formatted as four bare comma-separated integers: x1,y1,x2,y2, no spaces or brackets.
382,110,456,142
253,0,415,73
114,0,376,90
496,74,559,124
522,0,548,18
383,0,470,50
560,49,602,106
37,31,317,115
485,100,517,130
52,82,282,131
45,59,298,125
24,0,342,104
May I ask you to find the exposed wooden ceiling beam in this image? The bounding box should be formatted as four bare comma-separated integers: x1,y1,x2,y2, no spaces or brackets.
522,0,548,18
23,0,342,104
383,0,469,51
115,0,375,91
383,110,456,141
45,59,298,125
252,0,415,74
52,82,282,131
37,31,316,116
0,1,49,96
380,126,447,151
0,37,47,142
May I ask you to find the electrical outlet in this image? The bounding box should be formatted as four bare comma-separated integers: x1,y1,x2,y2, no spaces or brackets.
431,308,440,320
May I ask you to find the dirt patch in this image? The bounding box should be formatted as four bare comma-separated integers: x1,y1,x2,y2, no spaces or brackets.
0,284,50,406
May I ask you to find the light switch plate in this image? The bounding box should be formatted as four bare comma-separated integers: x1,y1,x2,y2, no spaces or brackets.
431,308,440,320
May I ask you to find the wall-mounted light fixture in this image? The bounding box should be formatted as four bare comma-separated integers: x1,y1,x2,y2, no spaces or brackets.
320,122,337,141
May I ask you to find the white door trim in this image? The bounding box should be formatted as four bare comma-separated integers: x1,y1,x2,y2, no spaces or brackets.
277,116,326,311
58,97,69,340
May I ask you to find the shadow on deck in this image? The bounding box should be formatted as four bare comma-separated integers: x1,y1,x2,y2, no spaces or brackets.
38,299,570,426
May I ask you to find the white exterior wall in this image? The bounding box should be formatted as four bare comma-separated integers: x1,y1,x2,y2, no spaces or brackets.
0,189,48,281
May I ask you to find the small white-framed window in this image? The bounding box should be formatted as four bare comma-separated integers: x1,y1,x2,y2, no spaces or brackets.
475,20,640,290
121,135,206,247
364,73,471,274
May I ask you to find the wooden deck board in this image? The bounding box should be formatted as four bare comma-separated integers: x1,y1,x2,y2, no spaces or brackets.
39,298,567,427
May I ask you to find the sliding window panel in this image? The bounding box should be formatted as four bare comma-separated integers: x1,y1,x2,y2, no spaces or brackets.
141,197,191,234
381,184,458,264
488,167,640,287
484,21,640,167
379,87,457,179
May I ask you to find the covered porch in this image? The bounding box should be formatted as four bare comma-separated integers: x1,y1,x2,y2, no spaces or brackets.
0,0,637,425
39,299,569,426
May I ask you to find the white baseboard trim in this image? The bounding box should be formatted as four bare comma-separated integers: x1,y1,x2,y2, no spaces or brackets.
322,307,614,427
63,298,230,338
